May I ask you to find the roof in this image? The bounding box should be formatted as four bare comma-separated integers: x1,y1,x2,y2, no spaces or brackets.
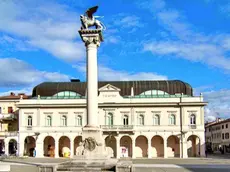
0,93,30,100
205,118,230,128
32,80,193,97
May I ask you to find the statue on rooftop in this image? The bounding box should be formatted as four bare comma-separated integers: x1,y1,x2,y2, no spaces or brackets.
80,6,106,30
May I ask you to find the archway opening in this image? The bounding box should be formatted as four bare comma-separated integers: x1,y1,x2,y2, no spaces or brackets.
43,136,55,157
105,135,116,158
24,136,36,157
120,136,132,158
151,135,164,157
187,135,200,157
74,136,82,155
9,139,17,155
135,135,148,157
59,136,70,157
167,135,180,157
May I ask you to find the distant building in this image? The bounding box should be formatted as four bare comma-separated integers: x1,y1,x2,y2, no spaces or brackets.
0,92,29,155
205,118,230,153
15,80,207,158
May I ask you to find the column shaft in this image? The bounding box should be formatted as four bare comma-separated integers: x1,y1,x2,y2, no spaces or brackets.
86,43,98,127
116,139,120,158
148,138,151,158
132,139,135,158
55,140,59,158
164,139,168,158
70,139,74,158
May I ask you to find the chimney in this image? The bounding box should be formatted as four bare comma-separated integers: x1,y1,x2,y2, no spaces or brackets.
70,79,80,82
10,92,15,96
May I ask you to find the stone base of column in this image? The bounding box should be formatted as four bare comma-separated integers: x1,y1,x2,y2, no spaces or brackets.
74,126,112,160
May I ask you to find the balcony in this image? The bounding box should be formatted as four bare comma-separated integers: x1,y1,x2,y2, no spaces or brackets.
0,113,17,120
101,125,134,131
0,131,18,137
189,125,197,129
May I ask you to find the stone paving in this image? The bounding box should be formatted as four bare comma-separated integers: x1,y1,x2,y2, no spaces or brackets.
1,154,230,172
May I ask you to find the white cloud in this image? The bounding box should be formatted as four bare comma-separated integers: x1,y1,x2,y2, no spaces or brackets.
141,0,230,71
74,64,167,81
0,87,32,96
0,0,84,61
203,89,230,122
144,41,230,70
0,58,70,88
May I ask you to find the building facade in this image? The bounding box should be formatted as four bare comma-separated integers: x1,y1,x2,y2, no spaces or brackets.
205,118,230,153
16,80,207,158
0,93,29,156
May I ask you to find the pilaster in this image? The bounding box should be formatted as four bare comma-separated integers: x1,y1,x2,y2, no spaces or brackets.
55,140,59,158
148,137,152,158
132,137,136,158
70,139,74,158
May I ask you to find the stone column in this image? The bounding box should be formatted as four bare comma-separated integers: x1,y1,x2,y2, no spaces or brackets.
132,138,136,158
148,137,152,158
79,30,103,128
70,139,74,158
164,138,168,158
35,139,43,157
116,137,120,159
182,141,188,158
55,140,59,158
5,142,9,156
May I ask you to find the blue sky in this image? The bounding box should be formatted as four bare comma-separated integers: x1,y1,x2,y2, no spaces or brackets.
0,0,230,121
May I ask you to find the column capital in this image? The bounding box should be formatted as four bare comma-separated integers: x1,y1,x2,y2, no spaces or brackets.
79,29,103,47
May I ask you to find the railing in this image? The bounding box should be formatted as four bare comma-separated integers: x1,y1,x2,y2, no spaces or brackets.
101,125,134,131
0,113,17,120
0,131,18,137
189,125,197,129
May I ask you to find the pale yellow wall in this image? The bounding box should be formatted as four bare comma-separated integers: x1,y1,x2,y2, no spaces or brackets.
0,101,18,113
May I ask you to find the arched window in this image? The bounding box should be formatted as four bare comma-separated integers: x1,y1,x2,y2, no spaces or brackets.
169,114,176,125
123,115,129,125
46,116,52,126
190,114,196,125
107,113,113,125
153,115,160,125
53,91,81,98
28,116,32,126
76,115,82,126
61,115,67,126
138,115,144,125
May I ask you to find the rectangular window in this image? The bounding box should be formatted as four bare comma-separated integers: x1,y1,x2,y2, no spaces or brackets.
8,107,13,113
0,107,1,113
226,124,228,128
222,125,224,129
222,133,225,140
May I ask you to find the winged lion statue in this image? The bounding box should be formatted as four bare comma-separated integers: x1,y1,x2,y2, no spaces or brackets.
80,6,106,30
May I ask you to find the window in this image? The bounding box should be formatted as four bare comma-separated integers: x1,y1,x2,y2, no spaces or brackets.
0,107,1,114
138,115,144,125
76,115,82,126
8,107,13,113
225,133,229,139
222,125,224,129
28,116,32,126
106,113,113,125
190,114,196,125
61,115,67,126
222,133,225,140
169,114,176,125
226,124,228,128
123,115,129,125
46,116,52,126
153,115,160,125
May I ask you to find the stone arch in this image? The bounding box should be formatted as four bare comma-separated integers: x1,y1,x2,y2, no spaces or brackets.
59,136,70,157
167,135,180,157
151,135,164,157
24,136,36,157
43,136,55,157
74,136,82,155
187,135,200,157
105,135,116,158
8,139,17,155
120,136,132,158
135,135,148,157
